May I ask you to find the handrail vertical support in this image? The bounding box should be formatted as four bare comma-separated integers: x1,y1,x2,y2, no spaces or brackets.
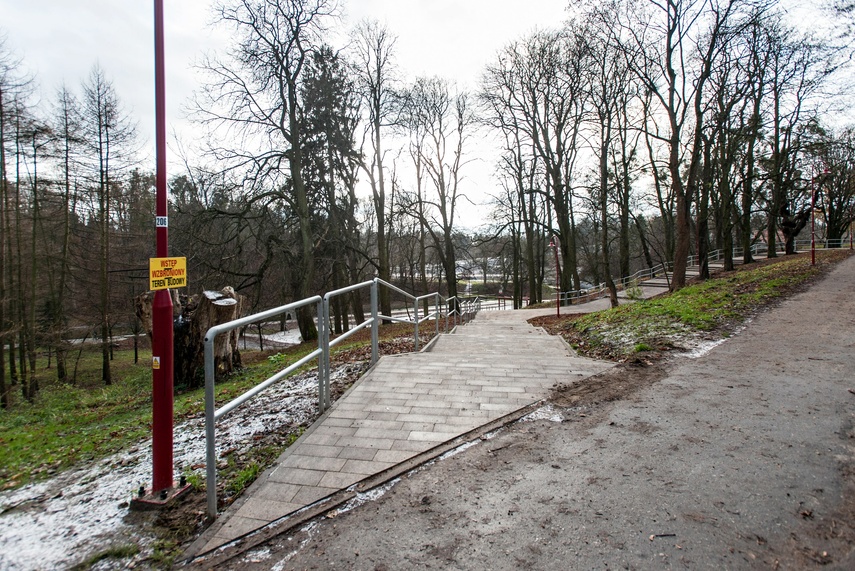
435,293,440,338
319,299,328,412
445,299,449,332
370,280,379,365
324,300,331,409
204,335,217,519
413,297,420,352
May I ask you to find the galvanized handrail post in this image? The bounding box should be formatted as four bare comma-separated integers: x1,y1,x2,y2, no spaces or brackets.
445,298,449,332
370,280,379,365
317,300,325,413
321,298,331,411
320,299,330,410
413,296,420,352
204,332,217,518
435,293,440,338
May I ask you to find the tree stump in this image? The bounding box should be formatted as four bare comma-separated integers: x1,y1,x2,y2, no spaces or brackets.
135,287,244,390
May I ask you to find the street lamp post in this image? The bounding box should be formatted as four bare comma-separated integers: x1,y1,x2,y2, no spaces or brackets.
152,0,174,495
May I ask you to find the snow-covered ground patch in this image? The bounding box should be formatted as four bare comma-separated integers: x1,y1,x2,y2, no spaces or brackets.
522,404,564,423
0,366,346,570
681,337,729,359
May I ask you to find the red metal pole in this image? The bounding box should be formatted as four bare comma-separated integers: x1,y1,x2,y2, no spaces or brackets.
152,0,174,494
550,239,561,316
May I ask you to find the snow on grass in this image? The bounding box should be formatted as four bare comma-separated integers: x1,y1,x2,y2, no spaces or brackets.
0,367,336,570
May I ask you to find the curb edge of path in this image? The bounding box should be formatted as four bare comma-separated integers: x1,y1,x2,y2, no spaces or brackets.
182,396,550,569
183,325,459,560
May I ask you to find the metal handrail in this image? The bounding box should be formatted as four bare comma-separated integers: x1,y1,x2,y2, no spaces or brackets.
204,296,322,518
202,279,471,518
555,238,853,305
321,281,377,411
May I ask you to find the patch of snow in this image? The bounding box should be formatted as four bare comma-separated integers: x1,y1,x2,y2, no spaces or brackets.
438,440,480,460
681,320,750,359
269,520,321,567
522,405,564,423
682,337,729,359
242,546,272,563
0,366,343,570
262,330,303,345
328,478,400,518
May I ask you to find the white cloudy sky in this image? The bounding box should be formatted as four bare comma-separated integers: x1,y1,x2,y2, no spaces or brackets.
3,1,844,228
1,0,570,227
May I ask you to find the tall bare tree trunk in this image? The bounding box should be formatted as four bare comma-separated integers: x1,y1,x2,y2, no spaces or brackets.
599,123,619,308
290,74,318,342
0,82,7,408
13,108,30,399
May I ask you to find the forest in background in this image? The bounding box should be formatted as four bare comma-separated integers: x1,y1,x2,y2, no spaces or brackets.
1,0,855,408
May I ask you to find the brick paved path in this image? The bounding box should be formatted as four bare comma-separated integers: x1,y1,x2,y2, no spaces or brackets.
194,307,613,555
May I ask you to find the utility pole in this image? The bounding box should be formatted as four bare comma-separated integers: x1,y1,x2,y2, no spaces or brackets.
151,0,175,495
130,0,189,512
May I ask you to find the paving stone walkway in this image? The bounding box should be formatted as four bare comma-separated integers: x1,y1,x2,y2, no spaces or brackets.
194,307,614,555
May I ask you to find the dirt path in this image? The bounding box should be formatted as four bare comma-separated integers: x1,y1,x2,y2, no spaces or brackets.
219,256,855,570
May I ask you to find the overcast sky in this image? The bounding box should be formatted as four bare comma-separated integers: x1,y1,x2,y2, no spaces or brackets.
1,1,569,227
3,1,843,229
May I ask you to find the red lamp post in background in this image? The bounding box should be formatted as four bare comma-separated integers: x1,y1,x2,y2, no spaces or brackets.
549,238,561,317
151,0,175,496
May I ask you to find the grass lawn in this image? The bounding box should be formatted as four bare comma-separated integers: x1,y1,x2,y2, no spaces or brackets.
532,250,853,360
0,321,429,491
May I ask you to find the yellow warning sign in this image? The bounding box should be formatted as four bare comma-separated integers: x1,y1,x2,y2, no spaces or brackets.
149,257,187,290
152,356,161,370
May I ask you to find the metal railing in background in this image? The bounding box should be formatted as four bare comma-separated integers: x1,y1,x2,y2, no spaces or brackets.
446,296,481,329
202,278,465,518
373,278,442,353
555,239,853,306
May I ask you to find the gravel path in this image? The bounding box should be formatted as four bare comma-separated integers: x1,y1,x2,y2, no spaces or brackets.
222,256,855,570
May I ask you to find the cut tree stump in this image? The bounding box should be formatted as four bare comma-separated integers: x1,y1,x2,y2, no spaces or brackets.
135,287,244,389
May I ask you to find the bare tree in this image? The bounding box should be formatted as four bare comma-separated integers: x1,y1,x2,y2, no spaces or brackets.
808,125,855,242
737,14,772,264
481,31,587,294
352,19,397,319
759,21,833,256
195,0,340,341
612,0,739,289
401,77,473,306
46,85,83,384
480,43,548,306
0,34,31,406
80,65,137,385
580,15,636,307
